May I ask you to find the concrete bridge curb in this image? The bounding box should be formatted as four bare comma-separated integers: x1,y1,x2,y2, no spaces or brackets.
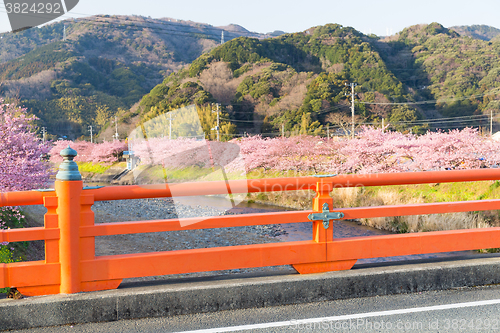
2,255,500,331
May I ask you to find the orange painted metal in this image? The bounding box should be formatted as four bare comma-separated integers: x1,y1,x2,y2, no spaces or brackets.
327,227,500,261
55,180,82,294
0,228,59,243
293,180,351,273
43,196,59,274
82,241,324,281
2,167,500,296
2,169,500,207
341,199,500,220
0,190,48,207
80,211,311,237
329,168,500,188
17,285,61,296
79,193,124,292
80,168,500,202
311,180,334,243
1,261,59,288
81,280,122,293
16,196,63,296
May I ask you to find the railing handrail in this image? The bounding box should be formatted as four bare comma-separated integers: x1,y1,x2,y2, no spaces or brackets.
3,148,500,297
2,168,500,207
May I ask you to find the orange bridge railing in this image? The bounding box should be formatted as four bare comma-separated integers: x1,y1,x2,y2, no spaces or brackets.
2,147,500,296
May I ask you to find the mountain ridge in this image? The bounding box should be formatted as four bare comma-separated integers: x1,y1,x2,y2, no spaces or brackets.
138,22,500,137
2,19,500,140
450,24,500,41
0,15,273,139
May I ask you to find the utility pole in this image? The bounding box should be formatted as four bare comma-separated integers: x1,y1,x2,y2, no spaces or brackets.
221,30,225,44
42,127,46,144
345,83,357,139
63,24,66,41
88,125,93,143
169,112,173,139
491,110,493,136
382,118,385,132
282,123,285,138
212,103,220,141
327,126,330,141
113,116,119,140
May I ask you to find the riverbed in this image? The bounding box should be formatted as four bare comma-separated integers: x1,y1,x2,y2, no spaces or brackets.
158,194,478,264
22,186,478,283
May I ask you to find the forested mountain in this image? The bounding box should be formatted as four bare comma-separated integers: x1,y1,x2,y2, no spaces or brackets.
139,22,500,136
2,18,500,139
0,15,272,139
450,25,500,41
379,23,500,121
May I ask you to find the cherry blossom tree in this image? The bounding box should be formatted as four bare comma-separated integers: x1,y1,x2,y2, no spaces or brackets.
50,140,127,165
0,99,52,249
48,127,500,178
233,127,500,174
0,99,52,192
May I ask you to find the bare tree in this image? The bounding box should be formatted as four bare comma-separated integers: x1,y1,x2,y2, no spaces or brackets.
326,112,366,137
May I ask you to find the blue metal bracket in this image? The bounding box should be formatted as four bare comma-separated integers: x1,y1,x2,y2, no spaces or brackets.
307,203,344,229
83,186,105,190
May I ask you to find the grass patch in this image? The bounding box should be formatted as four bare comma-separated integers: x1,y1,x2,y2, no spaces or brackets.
165,166,213,181
77,162,113,174
134,165,212,182
132,164,247,183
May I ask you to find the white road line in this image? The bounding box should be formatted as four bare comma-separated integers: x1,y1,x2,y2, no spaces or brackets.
177,298,500,333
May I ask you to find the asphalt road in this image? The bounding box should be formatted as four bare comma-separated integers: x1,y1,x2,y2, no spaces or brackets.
9,284,500,333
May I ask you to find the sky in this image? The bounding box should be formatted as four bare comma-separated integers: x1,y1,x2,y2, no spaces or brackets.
0,0,500,36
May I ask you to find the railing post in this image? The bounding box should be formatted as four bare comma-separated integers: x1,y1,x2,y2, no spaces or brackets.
293,178,356,273
312,180,334,243
55,146,83,294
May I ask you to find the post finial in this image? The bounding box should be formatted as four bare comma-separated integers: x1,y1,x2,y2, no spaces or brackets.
56,146,82,181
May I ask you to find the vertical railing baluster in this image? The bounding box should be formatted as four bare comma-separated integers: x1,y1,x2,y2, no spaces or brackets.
55,146,83,294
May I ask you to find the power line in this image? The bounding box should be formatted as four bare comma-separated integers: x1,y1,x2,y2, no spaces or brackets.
0,11,267,40
385,114,495,125
0,14,221,41
0,13,212,40
222,110,500,128
358,90,500,105
220,117,264,123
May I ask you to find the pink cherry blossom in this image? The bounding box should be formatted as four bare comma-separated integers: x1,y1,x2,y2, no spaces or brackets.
0,99,53,234
0,99,52,192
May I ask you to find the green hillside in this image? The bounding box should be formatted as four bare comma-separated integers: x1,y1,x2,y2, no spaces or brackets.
137,24,412,135
3,19,500,140
0,15,269,139
450,25,500,41
379,23,500,122
139,22,500,136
